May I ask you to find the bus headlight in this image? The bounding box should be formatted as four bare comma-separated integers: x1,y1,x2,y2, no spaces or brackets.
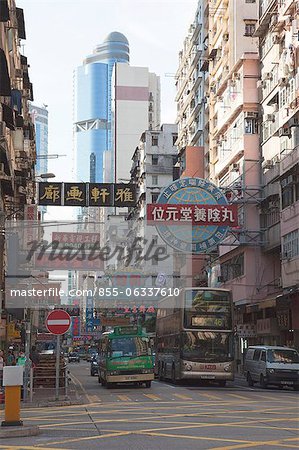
185,364,192,371
109,371,119,375
224,364,231,372
268,369,275,374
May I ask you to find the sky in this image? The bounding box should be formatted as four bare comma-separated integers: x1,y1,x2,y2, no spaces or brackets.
17,0,198,219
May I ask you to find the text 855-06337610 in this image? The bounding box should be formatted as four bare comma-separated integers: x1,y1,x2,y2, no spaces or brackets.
96,287,180,297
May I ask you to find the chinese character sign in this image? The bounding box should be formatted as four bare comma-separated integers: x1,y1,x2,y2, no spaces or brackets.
89,183,113,207
37,182,136,207
147,177,238,254
147,204,238,226
38,183,62,206
86,296,94,333
64,183,86,206
114,184,136,207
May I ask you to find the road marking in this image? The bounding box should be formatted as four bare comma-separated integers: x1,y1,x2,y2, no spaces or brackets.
173,393,192,400
228,393,250,401
117,395,131,402
208,436,299,450
199,392,222,400
143,393,161,401
43,431,132,446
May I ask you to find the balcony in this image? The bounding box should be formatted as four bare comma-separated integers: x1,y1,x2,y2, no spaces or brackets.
280,145,299,175
254,0,277,37
263,222,281,251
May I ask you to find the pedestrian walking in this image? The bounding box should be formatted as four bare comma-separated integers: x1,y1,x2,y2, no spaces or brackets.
6,349,16,366
29,345,40,368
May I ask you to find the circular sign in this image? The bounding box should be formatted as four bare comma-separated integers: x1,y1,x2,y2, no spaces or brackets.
46,310,71,335
155,177,231,253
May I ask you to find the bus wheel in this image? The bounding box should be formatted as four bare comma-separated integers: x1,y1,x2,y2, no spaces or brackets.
145,381,151,388
218,380,226,387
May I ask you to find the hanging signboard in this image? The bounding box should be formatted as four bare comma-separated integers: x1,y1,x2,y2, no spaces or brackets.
38,182,136,207
147,177,238,254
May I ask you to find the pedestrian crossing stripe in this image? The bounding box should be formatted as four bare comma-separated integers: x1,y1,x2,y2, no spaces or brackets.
174,393,192,400
199,393,222,400
117,395,131,401
144,393,161,400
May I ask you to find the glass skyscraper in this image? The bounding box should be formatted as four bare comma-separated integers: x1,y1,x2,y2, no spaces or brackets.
73,32,130,183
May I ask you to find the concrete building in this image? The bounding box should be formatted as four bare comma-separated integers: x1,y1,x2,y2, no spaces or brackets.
108,63,160,183
73,32,130,183
255,0,299,349
0,0,36,346
29,104,48,176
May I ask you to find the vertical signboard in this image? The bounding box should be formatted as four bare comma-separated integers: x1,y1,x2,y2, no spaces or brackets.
85,296,94,333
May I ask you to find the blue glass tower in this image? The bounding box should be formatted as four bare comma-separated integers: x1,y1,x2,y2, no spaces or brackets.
74,32,129,183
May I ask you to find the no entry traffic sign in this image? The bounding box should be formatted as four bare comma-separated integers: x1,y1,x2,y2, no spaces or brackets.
46,310,71,335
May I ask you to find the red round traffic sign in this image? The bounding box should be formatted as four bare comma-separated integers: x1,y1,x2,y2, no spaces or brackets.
46,310,71,335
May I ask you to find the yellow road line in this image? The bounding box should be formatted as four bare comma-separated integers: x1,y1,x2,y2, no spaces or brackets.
40,431,132,446
209,436,299,450
117,395,131,402
228,393,251,401
143,393,161,401
173,393,192,400
199,392,222,400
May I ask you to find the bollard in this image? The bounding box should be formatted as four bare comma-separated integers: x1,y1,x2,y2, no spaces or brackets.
1,366,24,427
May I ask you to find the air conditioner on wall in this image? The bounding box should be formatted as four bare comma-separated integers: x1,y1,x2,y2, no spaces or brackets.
266,114,275,122
244,111,258,118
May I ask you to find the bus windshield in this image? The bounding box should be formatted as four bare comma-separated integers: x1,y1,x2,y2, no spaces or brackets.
184,290,232,329
181,331,234,363
108,337,149,358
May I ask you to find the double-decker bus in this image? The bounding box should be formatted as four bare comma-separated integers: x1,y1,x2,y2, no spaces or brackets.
98,326,154,388
156,288,234,386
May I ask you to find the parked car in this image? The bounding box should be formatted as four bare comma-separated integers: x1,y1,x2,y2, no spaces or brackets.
90,354,98,376
68,352,80,363
244,345,299,390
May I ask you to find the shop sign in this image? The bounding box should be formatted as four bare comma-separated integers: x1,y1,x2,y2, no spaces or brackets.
147,177,238,254
236,323,256,337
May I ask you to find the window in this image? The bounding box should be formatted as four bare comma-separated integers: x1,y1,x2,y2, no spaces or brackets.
244,118,258,134
281,171,299,209
244,21,256,37
152,135,158,146
152,155,158,165
253,349,261,361
152,175,158,185
152,193,159,203
261,351,266,362
221,253,244,281
245,0,256,3
283,229,299,259
172,135,178,146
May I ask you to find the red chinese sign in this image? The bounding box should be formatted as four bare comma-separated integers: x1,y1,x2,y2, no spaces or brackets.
34,253,104,270
147,204,238,226
52,232,100,246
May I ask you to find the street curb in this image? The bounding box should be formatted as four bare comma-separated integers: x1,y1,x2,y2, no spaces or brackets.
0,425,40,438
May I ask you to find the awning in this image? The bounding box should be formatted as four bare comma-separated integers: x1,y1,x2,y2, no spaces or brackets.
16,8,26,40
0,1,9,22
258,296,277,309
0,48,11,96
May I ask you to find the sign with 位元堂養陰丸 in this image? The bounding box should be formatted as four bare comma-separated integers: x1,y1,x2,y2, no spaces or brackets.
38,182,136,207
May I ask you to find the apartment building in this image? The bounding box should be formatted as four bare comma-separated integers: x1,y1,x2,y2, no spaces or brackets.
255,0,299,348
0,1,36,345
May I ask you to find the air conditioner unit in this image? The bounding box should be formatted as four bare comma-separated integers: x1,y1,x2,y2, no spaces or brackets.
232,163,239,171
263,160,273,169
279,126,291,137
272,34,280,44
264,72,273,81
257,80,264,89
223,33,229,42
0,121,6,136
289,117,299,127
244,111,258,118
266,114,275,122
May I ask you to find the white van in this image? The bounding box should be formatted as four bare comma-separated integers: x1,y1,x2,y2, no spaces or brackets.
244,346,299,390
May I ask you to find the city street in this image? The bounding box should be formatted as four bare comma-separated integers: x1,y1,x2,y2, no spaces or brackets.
0,361,298,450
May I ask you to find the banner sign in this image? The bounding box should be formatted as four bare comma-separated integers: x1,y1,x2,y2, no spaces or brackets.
71,316,81,337
38,182,136,207
34,253,104,271
52,232,101,249
147,177,238,254
86,296,94,333
147,204,238,226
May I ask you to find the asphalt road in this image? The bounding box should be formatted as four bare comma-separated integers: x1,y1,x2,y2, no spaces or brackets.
0,361,298,450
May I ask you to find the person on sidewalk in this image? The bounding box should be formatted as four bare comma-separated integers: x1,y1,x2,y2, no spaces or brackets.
6,349,16,366
0,350,4,387
29,345,40,368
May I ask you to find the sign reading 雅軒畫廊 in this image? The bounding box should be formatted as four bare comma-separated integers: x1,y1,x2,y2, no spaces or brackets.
147,177,238,254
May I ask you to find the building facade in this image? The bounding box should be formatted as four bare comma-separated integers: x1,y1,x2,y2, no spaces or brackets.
73,32,130,183
29,104,48,177
0,0,36,346
108,63,161,183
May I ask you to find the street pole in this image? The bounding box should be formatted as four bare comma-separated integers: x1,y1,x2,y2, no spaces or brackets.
55,335,60,400
23,315,31,402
